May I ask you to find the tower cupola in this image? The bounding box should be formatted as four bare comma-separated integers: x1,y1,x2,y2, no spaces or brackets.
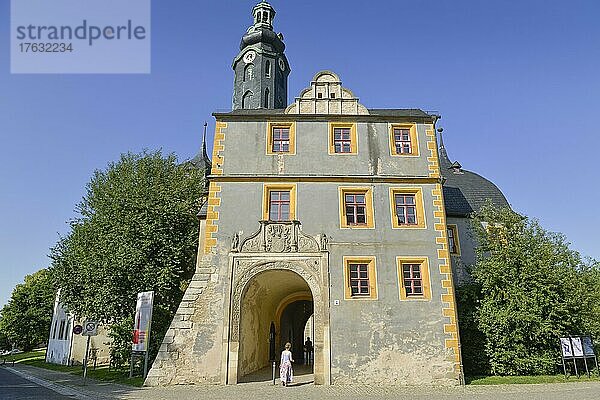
232,2,290,110
252,2,275,30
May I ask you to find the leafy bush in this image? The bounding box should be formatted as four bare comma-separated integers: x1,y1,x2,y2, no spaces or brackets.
466,203,600,375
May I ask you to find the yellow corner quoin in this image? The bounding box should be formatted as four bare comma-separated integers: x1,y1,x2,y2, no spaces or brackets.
430,183,462,371
328,122,357,155
211,121,227,176
262,183,297,220
266,121,296,155
204,181,222,255
389,187,427,229
426,128,440,178
389,123,419,157
343,256,378,300
396,256,431,301
338,186,375,229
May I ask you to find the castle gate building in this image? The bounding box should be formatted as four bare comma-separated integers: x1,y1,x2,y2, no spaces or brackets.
146,2,465,386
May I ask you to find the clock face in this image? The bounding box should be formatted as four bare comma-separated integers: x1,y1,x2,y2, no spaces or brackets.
278,58,286,71
243,50,256,64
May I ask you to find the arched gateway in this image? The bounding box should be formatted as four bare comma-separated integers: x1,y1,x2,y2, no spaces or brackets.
224,221,331,385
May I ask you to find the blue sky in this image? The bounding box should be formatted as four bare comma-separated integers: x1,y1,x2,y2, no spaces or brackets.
1,0,599,306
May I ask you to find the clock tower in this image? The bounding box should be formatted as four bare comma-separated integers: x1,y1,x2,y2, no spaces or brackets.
232,1,290,110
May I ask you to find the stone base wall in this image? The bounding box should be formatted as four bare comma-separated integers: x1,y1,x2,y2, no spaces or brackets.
145,264,224,386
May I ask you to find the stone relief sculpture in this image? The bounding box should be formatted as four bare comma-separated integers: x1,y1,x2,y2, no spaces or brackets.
231,232,240,252
237,221,323,254
319,234,328,251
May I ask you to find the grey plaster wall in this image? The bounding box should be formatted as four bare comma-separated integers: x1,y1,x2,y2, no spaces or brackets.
447,216,477,286
212,180,456,384
220,121,432,177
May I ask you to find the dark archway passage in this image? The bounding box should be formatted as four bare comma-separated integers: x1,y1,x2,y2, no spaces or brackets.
279,300,313,364
237,270,314,382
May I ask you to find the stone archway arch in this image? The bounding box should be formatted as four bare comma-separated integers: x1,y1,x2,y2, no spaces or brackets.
225,257,330,385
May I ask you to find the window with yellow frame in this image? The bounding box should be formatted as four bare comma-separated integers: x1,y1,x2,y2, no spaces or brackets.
389,187,426,229
389,123,419,156
343,256,377,300
328,122,357,155
396,257,431,301
266,122,296,155
338,186,375,229
447,224,461,255
262,183,297,221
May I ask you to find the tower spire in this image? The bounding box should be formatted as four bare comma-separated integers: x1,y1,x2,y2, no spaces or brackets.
202,122,210,162
231,2,290,110
437,127,452,168
200,122,212,193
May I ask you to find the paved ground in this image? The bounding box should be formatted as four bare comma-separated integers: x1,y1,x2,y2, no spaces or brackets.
2,364,600,400
0,367,76,399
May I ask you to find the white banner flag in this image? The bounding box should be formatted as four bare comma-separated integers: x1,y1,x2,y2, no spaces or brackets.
132,291,154,352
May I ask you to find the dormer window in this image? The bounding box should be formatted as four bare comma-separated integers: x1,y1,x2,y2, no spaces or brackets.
450,161,463,174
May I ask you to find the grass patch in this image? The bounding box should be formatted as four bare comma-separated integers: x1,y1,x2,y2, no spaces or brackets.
467,374,600,385
1,350,143,387
2,350,46,363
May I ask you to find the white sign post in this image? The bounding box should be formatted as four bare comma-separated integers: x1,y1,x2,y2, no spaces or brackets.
81,321,99,385
129,291,154,380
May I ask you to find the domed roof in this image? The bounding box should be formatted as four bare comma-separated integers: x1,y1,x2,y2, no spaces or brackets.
439,139,509,217
239,1,285,53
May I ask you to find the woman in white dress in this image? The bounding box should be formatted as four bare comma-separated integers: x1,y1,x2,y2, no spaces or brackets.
279,342,294,386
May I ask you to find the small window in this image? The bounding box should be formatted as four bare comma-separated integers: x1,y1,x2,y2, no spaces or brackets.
344,193,366,225
317,92,323,99
333,128,352,153
389,124,418,156
329,123,357,155
244,64,254,82
52,320,59,339
269,191,290,221
242,90,253,109
389,188,426,229
344,256,377,300
266,122,295,155
394,128,412,154
447,224,461,255
265,60,271,78
394,194,417,225
330,93,336,99
264,88,270,108
397,257,431,300
263,184,296,221
272,127,290,153
402,264,423,296
59,320,66,340
348,263,370,296
339,187,374,229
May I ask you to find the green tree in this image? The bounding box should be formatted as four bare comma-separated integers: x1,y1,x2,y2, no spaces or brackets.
50,150,205,366
455,282,489,376
0,269,56,351
470,203,599,375
0,331,10,351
